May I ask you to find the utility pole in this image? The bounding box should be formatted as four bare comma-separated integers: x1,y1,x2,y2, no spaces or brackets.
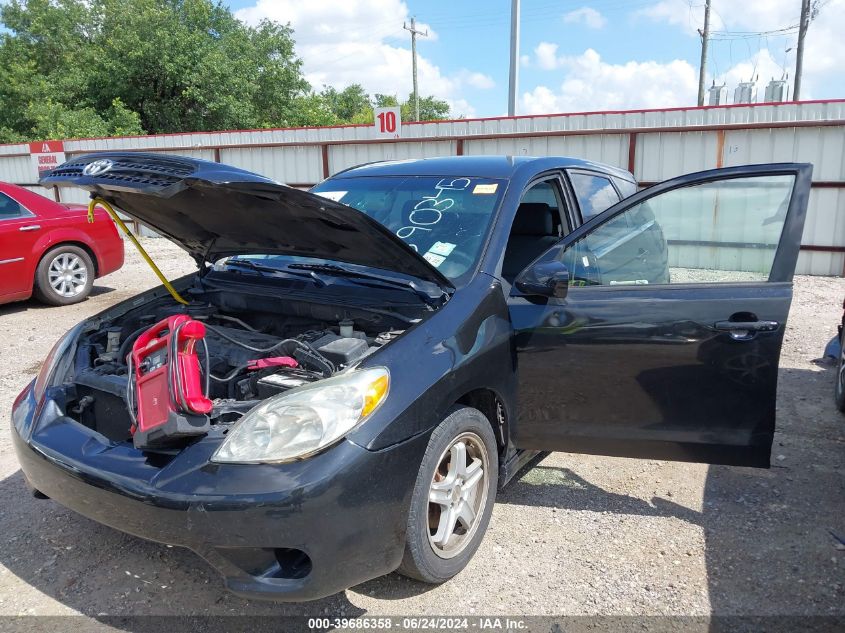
507,0,520,116
794,0,812,101
404,17,428,121
696,0,711,107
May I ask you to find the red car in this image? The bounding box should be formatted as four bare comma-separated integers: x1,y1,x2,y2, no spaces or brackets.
0,182,124,306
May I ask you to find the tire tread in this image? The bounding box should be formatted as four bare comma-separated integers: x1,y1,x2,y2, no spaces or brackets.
398,405,498,584
33,245,95,306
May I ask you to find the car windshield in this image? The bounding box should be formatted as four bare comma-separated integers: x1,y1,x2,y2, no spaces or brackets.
223,175,506,286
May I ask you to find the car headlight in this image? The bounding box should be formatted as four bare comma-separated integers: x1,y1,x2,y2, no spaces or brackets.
212,366,389,464
32,325,82,402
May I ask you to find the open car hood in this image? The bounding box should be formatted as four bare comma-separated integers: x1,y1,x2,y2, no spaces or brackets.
40,152,453,290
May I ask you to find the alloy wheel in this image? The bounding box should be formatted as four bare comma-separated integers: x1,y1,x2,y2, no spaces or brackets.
427,431,490,559
48,252,88,297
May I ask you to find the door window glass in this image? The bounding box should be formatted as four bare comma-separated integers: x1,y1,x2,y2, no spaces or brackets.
560,174,796,286
502,179,565,282
520,180,561,212
569,172,620,221
0,193,25,220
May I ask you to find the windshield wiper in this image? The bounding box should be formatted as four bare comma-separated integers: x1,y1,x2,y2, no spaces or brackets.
222,259,285,275
286,262,448,306
224,258,326,280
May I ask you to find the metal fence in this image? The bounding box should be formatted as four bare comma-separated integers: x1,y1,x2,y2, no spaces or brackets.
1,99,843,275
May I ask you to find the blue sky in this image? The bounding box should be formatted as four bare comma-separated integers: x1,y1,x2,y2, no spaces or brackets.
231,0,843,118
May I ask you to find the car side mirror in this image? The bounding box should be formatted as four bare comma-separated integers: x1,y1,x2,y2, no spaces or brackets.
515,260,570,299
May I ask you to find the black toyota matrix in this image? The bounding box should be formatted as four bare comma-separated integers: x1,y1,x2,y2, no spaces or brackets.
12,153,811,601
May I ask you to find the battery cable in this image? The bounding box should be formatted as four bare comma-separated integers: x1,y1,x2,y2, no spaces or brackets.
87,197,189,305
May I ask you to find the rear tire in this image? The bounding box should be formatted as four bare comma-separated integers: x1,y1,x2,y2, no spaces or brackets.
33,245,94,306
398,406,498,584
835,331,845,413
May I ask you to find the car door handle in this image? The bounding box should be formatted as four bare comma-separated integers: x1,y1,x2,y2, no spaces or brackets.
18,224,41,232
715,319,779,340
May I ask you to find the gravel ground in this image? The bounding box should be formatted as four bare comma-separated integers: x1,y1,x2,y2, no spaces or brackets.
0,239,843,623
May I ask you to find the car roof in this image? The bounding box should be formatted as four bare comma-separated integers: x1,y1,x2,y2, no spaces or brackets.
330,155,636,182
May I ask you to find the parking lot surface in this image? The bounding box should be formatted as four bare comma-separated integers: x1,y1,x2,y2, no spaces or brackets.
0,239,843,621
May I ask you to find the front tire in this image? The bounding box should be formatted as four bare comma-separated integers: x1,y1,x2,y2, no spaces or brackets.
398,406,498,584
33,245,95,306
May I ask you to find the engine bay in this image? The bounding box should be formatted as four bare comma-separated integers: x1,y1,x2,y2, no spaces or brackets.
64,288,410,447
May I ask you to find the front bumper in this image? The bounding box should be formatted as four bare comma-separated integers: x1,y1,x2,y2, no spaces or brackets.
11,384,428,601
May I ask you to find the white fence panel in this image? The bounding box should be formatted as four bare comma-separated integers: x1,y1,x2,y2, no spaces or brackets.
220,146,322,184
55,188,95,205
722,127,845,179
464,134,629,168
0,155,40,184
0,100,843,274
635,131,721,181
18,185,55,199
328,140,455,174
799,250,843,276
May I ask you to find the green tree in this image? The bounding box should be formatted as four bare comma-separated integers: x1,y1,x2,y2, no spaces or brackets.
321,84,371,122
373,94,400,108
26,98,144,140
412,94,451,121
357,93,452,124
0,0,455,142
0,0,321,141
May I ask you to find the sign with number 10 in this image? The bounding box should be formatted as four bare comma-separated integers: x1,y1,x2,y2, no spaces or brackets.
374,107,401,138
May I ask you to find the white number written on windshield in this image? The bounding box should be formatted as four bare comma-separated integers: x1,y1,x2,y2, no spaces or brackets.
396,178,472,251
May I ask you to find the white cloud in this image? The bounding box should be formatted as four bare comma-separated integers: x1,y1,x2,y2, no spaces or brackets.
720,49,784,95
562,7,607,29
521,48,698,113
636,0,724,33
534,42,560,70
590,183,618,212
235,0,489,117
638,0,845,100
456,70,496,90
237,0,436,43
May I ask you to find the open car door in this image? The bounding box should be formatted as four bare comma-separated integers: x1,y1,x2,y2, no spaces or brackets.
509,163,812,467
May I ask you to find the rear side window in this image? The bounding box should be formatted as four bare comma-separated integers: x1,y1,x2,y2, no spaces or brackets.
0,192,26,220
568,172,620,222
613,178,638,199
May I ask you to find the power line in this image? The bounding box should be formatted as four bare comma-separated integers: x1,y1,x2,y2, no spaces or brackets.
709,25,800,41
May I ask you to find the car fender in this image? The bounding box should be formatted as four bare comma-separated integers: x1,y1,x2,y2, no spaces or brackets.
35,225,103,274
348,272,517,452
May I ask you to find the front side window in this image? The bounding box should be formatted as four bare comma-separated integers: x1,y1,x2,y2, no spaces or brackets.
502,178,566,282
520,180,562,211
561,174,796,286
568,172,620,222
0,192,26,220
309,175,506,283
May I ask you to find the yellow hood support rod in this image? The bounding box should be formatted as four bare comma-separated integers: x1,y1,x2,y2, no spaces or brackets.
87,197,189,305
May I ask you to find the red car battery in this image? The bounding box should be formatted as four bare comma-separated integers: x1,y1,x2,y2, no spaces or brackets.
130,315,212,449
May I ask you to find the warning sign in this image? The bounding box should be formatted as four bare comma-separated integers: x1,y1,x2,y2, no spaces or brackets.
29,140,66,179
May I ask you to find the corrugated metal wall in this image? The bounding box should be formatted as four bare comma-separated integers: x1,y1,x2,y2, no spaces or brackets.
1,100,843,275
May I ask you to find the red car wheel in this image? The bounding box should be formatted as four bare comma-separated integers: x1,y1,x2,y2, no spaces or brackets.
33,245,95,306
